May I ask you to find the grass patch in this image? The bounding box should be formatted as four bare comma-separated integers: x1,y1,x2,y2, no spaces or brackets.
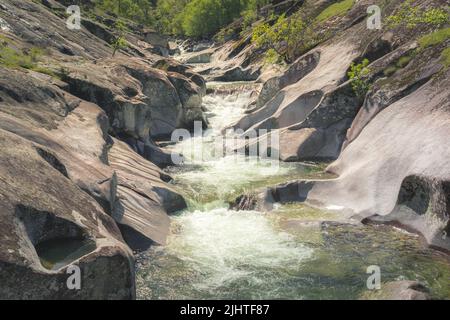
383,65,397,77
418,28,450,49
0,41,56,76
441,47,450,68
383,53,415,77
396,56,412,68
315,0,355,23
0,45,36,69
30,66,58,77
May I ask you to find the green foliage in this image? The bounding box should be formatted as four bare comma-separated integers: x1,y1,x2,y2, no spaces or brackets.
180,0,265,37
382,53,414,77
315,0,355,23
241,0,270,29
94,0,270,38
263,48,283,65
58,66,70,79
153,0,190,34
386,0,449,29
418,28,450,48
252,13,317,63
242,9,258,29
347,59,371,99
96,0,156,26
0,40,57,76
383,65,397,77
181,0,234,37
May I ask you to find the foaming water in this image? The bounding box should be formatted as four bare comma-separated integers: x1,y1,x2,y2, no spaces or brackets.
203,90,252,132
137,85,450,300
166,88,330,204
158,208,313,298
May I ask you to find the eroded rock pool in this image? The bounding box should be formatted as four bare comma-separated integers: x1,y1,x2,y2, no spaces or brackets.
136,84,450,300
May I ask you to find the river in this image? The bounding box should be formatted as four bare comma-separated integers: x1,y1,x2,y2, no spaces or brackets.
136,83,450,300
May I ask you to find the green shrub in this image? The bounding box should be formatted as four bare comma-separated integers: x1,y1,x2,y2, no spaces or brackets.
348,59,371,99
242,9,258,30
96,0,156,26
263,48,283,65
315,0,355,23
386,0,449,29
31,66,57,78
241,0,270,30
418,28,450,48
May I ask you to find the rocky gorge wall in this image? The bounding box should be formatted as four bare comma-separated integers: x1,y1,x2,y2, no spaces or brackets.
0,0,207,298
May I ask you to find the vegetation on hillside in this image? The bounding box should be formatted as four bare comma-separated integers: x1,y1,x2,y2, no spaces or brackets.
96,0,157,26
314,0,355,23
95,0,269,38
386,0,448,29
0,36,55,76
418,27,450,48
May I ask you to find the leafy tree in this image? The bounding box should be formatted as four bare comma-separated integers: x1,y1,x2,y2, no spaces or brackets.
94,0,277,38
153,0,190,34
241,0,270,30
180,0,245,38
112,21,128,56
252,13,316,63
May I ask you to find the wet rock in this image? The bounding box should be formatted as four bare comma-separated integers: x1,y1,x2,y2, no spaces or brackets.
360,281,430,300
230,189,276,212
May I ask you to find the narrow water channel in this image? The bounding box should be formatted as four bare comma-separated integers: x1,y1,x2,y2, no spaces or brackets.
136,83,450,300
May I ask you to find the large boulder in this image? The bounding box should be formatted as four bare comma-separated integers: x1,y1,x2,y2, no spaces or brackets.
59,56,206,152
